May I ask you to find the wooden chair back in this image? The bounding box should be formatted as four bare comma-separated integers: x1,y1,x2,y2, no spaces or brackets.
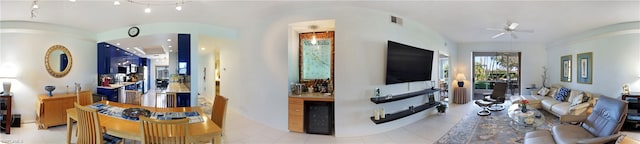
139,116,190,144
76,90,94,106
166,93,177,108
125,90,142,105
74,103,103,144
212,95,229,131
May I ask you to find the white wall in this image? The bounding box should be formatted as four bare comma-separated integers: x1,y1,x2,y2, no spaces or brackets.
546,22,640,98
0,21,98,122
221,6,455,137
198,53,216,101
457,42,547,97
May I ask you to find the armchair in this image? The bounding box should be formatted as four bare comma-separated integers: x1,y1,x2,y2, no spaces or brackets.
524,96,628,144
474,82,508,116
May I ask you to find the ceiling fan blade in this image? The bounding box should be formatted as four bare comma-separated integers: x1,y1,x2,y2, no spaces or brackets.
508,23,519,30
485,28,503,31
513,29,535,33
491,32,505,39
511,33,518,39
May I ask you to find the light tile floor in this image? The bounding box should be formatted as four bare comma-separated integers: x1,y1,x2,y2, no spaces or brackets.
2,94,640,144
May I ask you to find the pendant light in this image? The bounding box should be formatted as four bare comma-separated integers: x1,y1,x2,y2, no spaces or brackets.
309,25,318,45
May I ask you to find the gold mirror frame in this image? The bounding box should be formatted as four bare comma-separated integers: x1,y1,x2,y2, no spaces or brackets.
45,45,73,78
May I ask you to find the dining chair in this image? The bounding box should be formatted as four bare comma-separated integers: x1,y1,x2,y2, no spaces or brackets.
139,116,190,144
74,103,122,144
77,90,93,106
196,95,228,143
124,90,142,105
166,93,177,108
212,95,229,134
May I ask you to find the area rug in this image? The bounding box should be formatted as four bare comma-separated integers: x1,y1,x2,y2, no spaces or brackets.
436,104,560,144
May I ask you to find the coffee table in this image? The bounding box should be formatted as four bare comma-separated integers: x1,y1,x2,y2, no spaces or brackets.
507,104,546,132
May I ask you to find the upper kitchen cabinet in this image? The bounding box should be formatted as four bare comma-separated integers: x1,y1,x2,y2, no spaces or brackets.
178,34,190,75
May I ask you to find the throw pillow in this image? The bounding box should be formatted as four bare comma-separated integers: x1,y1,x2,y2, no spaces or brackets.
537,87,550,96
548,87,559,97
582,92,591,103
570,93,584,107
568,90,583,103
555,87,571,102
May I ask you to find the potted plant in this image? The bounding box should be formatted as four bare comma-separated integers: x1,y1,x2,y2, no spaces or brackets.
436,104,448,113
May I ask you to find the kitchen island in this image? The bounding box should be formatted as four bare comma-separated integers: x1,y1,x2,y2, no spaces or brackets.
96,81,142,102
165,82,191,107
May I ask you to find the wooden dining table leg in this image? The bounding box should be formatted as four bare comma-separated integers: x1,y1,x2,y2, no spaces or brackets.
66,115,72,144
214,134,222,144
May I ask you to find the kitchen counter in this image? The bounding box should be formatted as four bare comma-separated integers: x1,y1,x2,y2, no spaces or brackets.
97,81,142,89
166,83,190,93
289,92,334,102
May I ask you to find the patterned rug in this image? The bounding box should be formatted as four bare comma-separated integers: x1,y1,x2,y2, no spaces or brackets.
436,104,561,144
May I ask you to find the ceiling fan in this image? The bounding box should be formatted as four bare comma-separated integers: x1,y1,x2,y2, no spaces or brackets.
486,22,534,39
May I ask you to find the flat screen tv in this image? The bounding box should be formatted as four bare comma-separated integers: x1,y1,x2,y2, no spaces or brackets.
386,41,434,85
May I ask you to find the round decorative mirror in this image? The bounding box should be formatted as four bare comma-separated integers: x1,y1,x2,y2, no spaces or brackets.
45,45,73,78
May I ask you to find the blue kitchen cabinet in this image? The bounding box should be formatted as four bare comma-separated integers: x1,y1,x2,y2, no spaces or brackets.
177,93,190,107
178,34,191,75
97,88,119,102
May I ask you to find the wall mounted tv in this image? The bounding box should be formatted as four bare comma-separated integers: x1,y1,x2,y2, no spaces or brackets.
386,41,434,85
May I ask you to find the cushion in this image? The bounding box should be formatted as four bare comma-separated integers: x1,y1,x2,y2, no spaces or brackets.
552,125,596,144
568,90,583,102
537,87,550,96
569,93,584,107
542,98,561,111
555,87,571,102
524,130,556,144
551,103,571,115
548,87,559,97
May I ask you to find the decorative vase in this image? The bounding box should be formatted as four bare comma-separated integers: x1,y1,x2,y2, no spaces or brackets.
521,104,528,113
44,86,56,96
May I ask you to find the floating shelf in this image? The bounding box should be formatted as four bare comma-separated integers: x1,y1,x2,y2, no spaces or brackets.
370,102,440,124
370,89,439,104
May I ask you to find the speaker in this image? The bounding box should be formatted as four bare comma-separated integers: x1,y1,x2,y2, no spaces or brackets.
11,114,20,127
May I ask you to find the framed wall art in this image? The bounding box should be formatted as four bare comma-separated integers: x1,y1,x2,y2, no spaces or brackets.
561,55,572,82
577,52,593,84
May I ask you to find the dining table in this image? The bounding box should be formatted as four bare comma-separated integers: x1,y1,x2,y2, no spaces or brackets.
65,101,222,144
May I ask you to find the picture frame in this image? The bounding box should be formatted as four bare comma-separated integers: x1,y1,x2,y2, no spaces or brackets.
560,55,572,82
577,52,593,84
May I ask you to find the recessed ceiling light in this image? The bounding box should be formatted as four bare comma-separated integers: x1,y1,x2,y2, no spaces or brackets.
168,45,172,48
169,50,173,52
175,5,182,11
69,0,76,2
113,1,120,5
144,7,151,13
201,47,205,50
116,43,120,45
167,39,171,42
126,47,130,49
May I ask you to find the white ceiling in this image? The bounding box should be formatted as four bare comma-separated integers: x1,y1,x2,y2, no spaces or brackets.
1,1,639,44
105,33,177,59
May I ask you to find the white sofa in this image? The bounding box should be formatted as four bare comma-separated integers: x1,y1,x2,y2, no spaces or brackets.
512,84,597,117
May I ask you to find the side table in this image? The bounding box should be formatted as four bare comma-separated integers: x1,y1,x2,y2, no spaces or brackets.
453,87,469,104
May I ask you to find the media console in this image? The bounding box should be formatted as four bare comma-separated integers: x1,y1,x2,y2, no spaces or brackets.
370,89,440,124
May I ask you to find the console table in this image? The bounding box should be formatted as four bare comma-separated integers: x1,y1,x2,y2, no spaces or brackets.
453,87,468,104
36,93,76,129
1,94,12,134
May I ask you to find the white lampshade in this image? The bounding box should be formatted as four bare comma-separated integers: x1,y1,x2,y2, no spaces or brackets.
456,73,466,81
0,64,17,95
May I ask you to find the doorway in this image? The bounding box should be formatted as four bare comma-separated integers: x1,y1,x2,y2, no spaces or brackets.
472,52,521,100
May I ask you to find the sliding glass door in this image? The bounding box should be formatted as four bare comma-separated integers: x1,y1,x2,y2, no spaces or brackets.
472,52,521,100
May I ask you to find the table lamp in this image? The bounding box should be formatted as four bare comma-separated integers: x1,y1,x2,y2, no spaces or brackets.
456,73,466,87
0,64,17,95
